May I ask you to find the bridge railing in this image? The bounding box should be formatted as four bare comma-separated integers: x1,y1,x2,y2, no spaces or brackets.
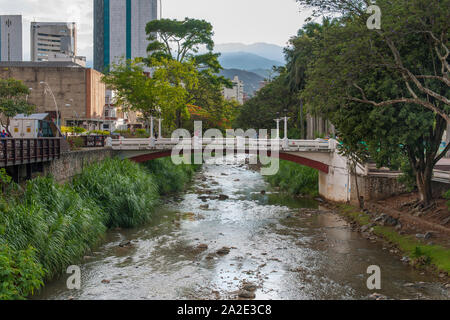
0,138,62,167
110,137,332,152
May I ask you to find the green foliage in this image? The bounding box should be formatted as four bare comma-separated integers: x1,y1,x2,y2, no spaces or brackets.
0,157,199,299
235,70,302,132
146,18,215,63
142,158,200,195
265,160,319,196
67,136,85,150
444,190,450,210
87,130,110,136
0,78,35,134
0,177,106,279
0,245,45,300
73,159,160,228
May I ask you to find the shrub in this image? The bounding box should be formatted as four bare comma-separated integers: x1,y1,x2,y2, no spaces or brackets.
0,177,106,279
265,160,319,196
444,190,450,210
73,158,159,228
67,136,85,150
142,158,200,195
0,244,45,300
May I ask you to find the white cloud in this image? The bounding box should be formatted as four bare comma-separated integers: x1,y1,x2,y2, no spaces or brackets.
1,0,309,63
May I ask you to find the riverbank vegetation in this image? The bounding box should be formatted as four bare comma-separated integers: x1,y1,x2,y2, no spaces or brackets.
0,158,199,300
265,160,318,197
338,205,450,275
237,0,449,206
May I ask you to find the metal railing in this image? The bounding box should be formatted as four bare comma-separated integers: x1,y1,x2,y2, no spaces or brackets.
110,138,333,152
0,138,62,167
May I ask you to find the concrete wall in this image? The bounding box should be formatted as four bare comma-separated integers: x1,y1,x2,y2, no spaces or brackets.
0,64,105,128
42,148,114,183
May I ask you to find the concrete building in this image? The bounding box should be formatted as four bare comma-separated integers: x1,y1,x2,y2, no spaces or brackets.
94,0,158,72
223,75,244,105
30,22,77,62
0,15,22,61
0,62,106,130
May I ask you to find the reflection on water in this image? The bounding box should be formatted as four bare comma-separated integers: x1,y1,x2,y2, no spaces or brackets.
36,158,449,300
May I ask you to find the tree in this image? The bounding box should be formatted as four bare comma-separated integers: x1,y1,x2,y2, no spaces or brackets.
294,0,449,204
0,78,35,135
102,58,198,131
296,0,449,122
146,18,215,63
146,17,232,128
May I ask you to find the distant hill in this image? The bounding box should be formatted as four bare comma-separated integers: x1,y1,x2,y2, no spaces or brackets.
219,68,264,97
215,43,285,63
218,52,283,72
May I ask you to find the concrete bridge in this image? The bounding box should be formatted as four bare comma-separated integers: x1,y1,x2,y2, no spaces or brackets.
110,137,449,204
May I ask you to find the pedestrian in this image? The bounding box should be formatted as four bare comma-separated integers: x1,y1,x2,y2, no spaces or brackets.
1,130,6,138
38,128,44,138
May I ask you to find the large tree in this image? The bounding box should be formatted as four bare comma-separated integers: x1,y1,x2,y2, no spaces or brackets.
0,78,35,135
102,58,198,131
294,0,449,204
146,17,232,128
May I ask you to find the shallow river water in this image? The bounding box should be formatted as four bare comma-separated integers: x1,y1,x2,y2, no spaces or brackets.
37,159,449,300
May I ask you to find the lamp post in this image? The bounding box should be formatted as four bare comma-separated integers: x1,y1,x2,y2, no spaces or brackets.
274,119,281,139
40,81,59,130
283,109,290,149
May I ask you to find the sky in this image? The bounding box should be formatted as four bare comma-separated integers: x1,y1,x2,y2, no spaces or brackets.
0,0,311,61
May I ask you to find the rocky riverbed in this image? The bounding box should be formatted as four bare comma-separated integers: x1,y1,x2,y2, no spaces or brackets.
36,157,450,300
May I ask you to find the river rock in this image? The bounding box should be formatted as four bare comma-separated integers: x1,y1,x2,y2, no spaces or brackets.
217,247,231,255
218,194,229,201
242,283,258,292
200,204,210,210
238,290,256,299
197,244,209,250
119,240,132,248
424,231,433,240
101,279,111,284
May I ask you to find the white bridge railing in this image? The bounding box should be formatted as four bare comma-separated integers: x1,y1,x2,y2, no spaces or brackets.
110,137,333,152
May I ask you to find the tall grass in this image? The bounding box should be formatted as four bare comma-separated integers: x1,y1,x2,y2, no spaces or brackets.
0,157,199,299
142,158,200,195
73,159,159,228
265,160,319,197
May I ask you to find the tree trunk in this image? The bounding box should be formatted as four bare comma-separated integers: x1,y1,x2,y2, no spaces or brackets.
415,167,433,205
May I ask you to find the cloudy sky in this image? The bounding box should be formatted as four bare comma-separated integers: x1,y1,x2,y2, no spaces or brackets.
0,0,311,61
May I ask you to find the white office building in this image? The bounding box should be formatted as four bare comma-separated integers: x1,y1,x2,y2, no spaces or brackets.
31,22,77,62
0,15,23,61
223,76,245,105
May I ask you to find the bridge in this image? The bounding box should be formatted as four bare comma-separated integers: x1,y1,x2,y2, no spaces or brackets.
110,136,450,204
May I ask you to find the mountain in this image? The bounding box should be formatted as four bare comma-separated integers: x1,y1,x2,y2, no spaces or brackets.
219,69,264,97
215,43,285,63
218,52,283,72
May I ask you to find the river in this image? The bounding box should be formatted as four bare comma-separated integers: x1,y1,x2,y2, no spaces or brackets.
37,157,449,300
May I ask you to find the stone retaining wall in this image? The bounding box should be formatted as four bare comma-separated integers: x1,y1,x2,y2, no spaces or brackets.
43,148,115,183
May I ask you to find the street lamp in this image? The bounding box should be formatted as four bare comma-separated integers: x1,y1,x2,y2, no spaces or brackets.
274,119,281,139
40,81,60,130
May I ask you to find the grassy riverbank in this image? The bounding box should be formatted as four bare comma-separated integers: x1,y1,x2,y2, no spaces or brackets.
0,158,199,300
337,204,450,276
265,160,319,197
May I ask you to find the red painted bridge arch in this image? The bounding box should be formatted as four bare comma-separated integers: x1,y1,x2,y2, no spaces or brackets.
129,150,329,174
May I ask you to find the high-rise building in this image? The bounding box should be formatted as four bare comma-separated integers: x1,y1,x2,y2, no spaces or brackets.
94,0,158,72
0,15,23,61
31,22,77,62
223,76,245,105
